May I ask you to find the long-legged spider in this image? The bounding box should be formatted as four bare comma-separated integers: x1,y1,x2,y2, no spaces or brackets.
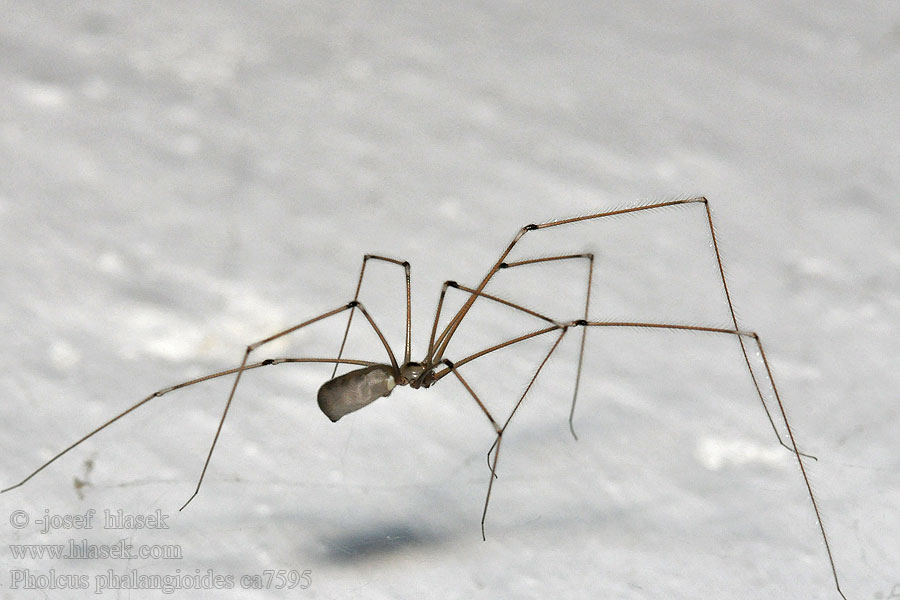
3,198,846,598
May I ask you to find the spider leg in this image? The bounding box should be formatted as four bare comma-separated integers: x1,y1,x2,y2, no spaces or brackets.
752,332,846,599
430,303,844,597
332,255,411,380
441,329,568,540
441,360,501,540
574,319,844,600
1,355,377,494
430,277,813,457
179,299,400,511
497,254,594,439
429,198,798,459
428,198,705,365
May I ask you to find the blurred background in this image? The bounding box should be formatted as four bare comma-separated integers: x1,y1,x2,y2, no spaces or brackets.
1,2,898,598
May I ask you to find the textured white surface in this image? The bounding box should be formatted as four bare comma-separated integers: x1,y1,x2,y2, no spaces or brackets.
1,2,898,599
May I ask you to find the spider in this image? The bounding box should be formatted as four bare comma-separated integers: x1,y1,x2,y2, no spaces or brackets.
2,198,846,598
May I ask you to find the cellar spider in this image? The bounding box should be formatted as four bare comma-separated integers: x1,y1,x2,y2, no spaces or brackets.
3,198,846,598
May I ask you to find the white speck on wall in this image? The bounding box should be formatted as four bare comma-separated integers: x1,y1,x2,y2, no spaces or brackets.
18,81,70,109
438,199,462,221
174,135,202,157
49,340,82,371
694,436,788,471
96,252,125,275
123,306,207,361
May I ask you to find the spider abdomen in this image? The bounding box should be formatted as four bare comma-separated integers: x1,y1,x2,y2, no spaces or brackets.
317,364,396,422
